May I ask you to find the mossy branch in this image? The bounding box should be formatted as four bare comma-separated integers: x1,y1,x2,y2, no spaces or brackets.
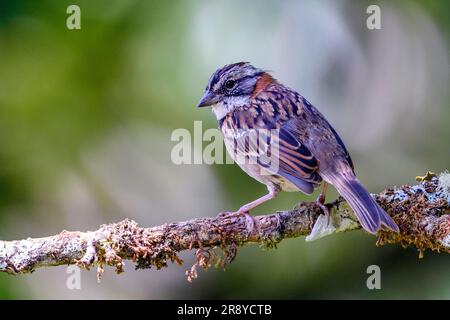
0,172,449,281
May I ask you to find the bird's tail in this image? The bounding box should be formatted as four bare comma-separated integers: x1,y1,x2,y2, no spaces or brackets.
326,171,399,234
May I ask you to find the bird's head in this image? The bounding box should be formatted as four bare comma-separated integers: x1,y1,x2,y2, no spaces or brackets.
197,62,273,120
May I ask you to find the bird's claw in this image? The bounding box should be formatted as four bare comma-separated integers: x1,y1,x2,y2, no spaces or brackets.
304,197,336,242
217,210,257,236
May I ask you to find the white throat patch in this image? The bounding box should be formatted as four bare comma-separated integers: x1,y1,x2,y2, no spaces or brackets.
211,103,230,121
211,96,249,121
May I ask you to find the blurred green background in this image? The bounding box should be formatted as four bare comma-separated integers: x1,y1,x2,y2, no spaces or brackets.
0,0,449,299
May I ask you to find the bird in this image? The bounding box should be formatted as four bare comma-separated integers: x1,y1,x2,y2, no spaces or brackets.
197,62,399,234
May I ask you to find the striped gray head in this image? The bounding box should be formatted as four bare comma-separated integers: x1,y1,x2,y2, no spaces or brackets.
197,62,264,111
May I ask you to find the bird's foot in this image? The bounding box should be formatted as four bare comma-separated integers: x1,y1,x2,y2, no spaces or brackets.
218,210,258,236
316,193,331,225
305,196,335,242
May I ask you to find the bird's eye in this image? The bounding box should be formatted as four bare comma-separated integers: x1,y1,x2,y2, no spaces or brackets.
224,80,236,90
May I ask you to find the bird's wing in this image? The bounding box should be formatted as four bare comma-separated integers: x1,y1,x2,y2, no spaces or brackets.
259,126,322,194
300,97,354,171
224,122,322,194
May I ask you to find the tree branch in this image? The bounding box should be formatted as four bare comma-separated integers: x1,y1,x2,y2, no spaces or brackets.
1,172,449,281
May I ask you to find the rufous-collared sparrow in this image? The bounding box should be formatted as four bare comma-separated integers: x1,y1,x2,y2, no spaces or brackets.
197,62,398,234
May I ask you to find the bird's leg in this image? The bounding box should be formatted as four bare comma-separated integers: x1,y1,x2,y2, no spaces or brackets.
219,186,280,234
316,182,330,223
317,182,328,204
237,187,280,213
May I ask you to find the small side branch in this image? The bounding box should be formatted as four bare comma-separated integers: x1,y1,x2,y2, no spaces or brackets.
0,172,449,280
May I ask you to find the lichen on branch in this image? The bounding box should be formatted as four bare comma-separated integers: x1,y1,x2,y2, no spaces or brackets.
0,171,449,281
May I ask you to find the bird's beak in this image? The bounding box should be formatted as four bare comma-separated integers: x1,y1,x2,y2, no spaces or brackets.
197,92,219,108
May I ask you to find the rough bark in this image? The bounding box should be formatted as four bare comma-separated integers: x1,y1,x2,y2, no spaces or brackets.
1,172,449,281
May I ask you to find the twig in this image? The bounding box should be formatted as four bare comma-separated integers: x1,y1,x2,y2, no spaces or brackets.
1,171,449,280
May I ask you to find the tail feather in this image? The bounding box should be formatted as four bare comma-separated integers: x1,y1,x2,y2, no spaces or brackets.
328,172,399,234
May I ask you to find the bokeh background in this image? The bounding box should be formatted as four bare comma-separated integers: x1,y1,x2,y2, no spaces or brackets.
0,0,449,299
